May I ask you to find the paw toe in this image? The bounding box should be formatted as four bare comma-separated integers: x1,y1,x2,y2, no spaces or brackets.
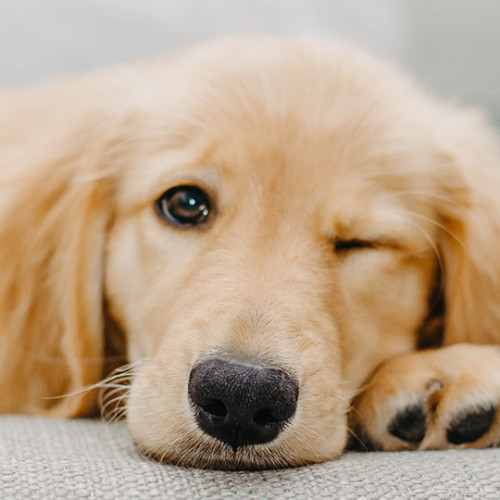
388,403,427,443
446,405,496,444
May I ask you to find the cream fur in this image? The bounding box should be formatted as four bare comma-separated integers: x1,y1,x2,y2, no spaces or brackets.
1,37,500,468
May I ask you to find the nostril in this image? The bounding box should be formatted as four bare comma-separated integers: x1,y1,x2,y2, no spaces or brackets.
201,399,227,419
253,408,278,426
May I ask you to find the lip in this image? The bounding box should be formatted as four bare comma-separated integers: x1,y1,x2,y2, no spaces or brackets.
137,441,313,471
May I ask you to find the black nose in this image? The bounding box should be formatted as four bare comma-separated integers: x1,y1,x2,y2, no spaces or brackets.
188,358,299,451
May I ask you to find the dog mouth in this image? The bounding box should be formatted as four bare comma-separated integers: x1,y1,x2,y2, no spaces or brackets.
125,353,347,469
129,356,310,470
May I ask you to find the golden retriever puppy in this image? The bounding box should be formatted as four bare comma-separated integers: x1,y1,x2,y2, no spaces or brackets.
2,37,500,469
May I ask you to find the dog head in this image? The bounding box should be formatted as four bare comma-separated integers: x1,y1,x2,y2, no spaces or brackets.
2,37,500,469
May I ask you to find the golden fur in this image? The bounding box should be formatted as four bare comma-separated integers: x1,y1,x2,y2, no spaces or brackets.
2,37,500,469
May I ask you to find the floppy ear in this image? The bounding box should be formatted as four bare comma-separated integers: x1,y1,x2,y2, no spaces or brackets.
0,98,121,416
438,113,500,346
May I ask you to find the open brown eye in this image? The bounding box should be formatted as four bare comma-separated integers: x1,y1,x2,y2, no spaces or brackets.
156,185,212,227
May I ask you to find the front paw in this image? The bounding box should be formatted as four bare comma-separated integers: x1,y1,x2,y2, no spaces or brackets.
349,344,500,451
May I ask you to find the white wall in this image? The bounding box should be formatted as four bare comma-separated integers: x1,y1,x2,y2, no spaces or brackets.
1,0,499,122
406,0,500,121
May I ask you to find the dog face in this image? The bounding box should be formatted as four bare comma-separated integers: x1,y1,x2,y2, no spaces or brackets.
103,39,452,468
3,37,500,469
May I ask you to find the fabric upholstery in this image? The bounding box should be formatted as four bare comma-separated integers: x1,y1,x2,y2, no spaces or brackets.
1,416,499,499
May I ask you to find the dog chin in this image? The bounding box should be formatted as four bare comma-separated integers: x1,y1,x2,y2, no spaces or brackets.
136,443,302,471
134,436,343,470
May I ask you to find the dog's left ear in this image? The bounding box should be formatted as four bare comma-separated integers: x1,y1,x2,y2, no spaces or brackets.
437,112,500,346
0,101,125,416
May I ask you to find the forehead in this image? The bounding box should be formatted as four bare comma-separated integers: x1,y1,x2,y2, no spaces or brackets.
129,39,442,226
158,42,432,165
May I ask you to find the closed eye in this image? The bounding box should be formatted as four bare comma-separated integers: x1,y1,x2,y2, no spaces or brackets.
333,239,376,253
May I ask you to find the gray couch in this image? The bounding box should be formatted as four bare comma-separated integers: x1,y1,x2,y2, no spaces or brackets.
1,416,499,499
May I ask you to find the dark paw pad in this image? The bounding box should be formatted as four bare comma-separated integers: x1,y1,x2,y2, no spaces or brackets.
388,403,427,443
446,405,496,444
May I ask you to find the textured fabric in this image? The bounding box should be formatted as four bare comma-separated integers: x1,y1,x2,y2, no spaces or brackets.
1,416,499,499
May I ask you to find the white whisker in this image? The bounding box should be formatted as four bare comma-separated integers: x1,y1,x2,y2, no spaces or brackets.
397,209,466,251
42,358,149,406
378,189,460,208
399,216,444,284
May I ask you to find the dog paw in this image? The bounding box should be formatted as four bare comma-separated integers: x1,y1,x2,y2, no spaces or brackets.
349,344,500,451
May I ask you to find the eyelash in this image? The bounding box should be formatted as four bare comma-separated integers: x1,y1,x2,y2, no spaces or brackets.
333,239,376,253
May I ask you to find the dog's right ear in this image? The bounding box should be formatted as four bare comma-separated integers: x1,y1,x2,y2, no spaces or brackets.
0,83,129,416
436,111,500,347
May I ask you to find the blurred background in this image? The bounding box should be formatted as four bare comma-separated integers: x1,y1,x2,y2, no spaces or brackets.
1,0,499,123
